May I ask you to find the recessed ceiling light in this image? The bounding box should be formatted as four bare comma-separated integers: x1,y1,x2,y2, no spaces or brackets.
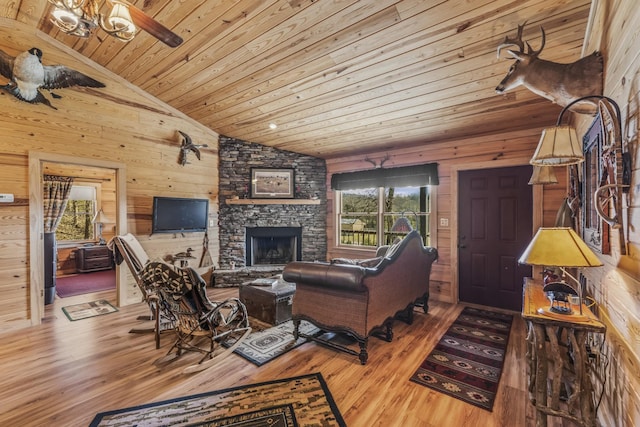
269,123,277,129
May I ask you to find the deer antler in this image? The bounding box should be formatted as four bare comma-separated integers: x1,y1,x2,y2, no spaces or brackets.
379,154,390,168
364,154,390,168
526,26,545,56
497,22,546,58
497,22,526,58
364,157,378,168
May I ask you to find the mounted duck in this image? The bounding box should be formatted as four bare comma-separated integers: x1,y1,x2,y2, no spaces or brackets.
0,47,105,109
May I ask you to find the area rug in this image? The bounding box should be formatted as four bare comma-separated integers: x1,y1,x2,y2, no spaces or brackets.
229,320,320,366
61,299,118,321
410,306,513,411
56,270,115,297
89,372,345,427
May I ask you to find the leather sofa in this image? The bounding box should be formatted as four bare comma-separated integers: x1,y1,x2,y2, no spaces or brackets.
282,230,438,364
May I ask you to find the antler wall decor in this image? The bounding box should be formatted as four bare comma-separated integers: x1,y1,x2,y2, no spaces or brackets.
496,22,603,113
177,130,208,166
364,154,390,168
553,95,631,255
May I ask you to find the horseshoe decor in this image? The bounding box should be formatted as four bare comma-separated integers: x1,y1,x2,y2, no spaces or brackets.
594,183,628,229
593,99,630,254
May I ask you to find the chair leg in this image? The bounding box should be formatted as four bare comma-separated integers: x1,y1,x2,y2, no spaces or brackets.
182,327,251,374
293,319,301,340
154,302,160,349
416,291,430,313
358,339,368,365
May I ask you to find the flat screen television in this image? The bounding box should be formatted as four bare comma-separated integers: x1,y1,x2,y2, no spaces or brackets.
152,196,209,234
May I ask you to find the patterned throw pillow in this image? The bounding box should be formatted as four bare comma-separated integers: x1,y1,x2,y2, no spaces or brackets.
382,237,403,258
356,257,383,268
331,256,383,268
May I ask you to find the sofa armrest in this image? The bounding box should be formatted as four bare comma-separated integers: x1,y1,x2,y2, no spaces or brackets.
283,261,367,292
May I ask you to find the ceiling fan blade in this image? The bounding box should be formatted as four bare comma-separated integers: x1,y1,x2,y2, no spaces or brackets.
125,3,183,48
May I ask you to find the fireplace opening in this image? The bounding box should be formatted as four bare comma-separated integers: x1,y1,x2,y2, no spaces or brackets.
245,227,302,266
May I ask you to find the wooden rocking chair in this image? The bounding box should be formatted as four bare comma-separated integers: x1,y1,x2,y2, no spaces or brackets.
109,233,176,349
142,262,251,373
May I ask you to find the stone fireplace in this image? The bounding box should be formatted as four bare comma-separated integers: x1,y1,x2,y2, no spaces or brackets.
214,136,327,286
245,226,302,266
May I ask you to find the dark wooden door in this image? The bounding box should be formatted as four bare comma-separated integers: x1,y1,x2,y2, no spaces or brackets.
458,166,533,311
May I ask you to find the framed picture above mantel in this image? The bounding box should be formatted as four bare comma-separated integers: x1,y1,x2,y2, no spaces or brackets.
250,168,295,199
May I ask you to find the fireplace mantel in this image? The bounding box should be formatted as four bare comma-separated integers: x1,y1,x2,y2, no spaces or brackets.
226,199,320,205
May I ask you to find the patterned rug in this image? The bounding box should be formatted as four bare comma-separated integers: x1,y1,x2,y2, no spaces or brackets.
61,299,118,321
230,320,320,366
89,373,345,426
410,306,513,411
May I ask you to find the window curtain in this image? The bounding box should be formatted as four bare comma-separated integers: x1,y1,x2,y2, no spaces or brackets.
331,163,439,190
43,175,74,233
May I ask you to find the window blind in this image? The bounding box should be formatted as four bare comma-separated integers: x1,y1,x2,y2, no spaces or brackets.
330,163,439,190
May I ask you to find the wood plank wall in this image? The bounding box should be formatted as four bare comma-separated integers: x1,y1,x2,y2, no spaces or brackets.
325,128,567,304
571,1,640,425
0,21,221,331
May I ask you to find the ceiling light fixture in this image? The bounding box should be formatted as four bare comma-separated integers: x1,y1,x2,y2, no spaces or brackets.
48,0,137,42
269,123,278,130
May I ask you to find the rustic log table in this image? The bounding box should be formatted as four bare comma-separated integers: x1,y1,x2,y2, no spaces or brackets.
522,278,606,427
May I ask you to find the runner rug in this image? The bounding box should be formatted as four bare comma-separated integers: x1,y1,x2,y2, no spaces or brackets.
62,299,118,321
230,320,320,366
56,270,116,297
89,372,346,427
410,306,513,411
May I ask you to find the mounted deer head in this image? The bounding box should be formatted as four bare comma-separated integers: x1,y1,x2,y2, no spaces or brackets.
496,23,603,113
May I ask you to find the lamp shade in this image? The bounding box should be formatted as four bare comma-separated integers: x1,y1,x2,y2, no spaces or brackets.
528,166,558,185
531,126,583,166
92,209,112,224
518,227,602,267
391,216,413,233
108,2,135,30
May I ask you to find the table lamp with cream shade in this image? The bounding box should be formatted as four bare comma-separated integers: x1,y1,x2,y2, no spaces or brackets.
518,227,603,316
92,208,113,245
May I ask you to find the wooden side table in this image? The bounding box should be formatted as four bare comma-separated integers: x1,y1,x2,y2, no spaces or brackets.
522,278,605,427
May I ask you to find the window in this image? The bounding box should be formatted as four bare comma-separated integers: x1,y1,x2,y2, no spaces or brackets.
56,184,98,243
337,185,435,248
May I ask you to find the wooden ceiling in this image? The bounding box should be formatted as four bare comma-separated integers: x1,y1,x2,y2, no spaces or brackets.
4,0,592,159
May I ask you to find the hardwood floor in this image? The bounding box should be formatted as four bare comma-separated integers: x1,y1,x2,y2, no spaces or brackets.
0,287,580,426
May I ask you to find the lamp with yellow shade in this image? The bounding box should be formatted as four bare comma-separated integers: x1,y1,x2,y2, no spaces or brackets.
518,227,602,316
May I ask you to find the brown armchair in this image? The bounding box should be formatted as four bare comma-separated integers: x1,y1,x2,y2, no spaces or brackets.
282,230,437,364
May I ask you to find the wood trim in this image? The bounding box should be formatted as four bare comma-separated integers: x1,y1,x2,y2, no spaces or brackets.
28,152,128,325
450,157,535,305
226,199,321,205
0,198,29,206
